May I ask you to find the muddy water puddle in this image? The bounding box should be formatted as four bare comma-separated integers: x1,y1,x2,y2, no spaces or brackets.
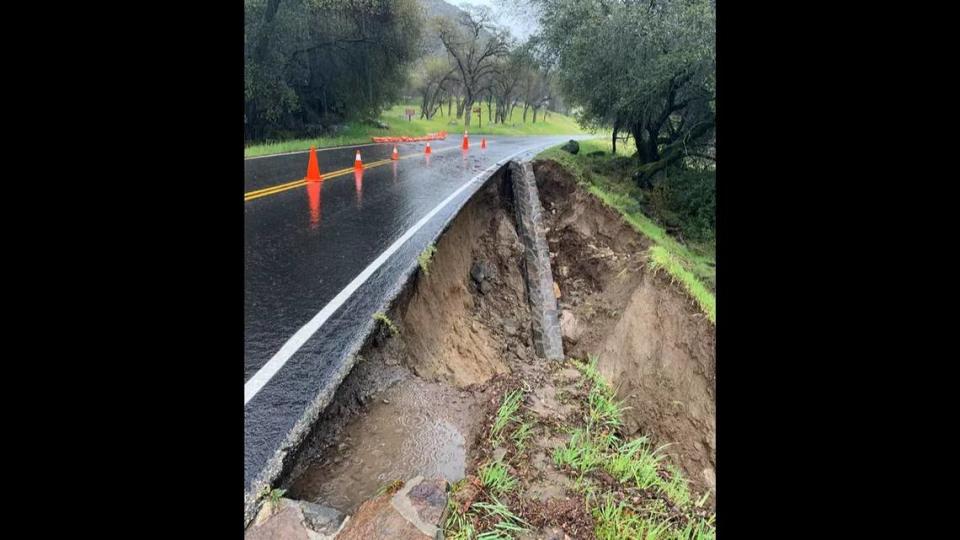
287,375,483,514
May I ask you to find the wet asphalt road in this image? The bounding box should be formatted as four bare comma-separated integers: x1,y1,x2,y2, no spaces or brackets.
243,134,583,493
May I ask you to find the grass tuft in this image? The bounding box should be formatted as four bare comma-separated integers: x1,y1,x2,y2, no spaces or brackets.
490,389,524,443
372,312,399,336
478,459,518,496
418,244,438,276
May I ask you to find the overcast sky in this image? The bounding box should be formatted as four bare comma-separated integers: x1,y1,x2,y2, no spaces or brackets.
453,0,540,41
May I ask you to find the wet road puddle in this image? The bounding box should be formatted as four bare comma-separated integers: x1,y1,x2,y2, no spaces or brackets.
287,376,483,514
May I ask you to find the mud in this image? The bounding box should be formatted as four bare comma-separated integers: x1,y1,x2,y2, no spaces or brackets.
279,158,716,529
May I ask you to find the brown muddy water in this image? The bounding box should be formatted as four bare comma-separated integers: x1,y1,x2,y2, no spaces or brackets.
286,373,485,514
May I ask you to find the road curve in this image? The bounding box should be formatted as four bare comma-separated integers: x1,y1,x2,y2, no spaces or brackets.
243,134,587,508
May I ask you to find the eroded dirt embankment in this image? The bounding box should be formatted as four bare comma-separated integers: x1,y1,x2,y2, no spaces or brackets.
276,158,716,523
535,159,717,495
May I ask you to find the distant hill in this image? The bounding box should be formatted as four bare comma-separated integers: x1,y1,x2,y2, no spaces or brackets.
417,0,494,56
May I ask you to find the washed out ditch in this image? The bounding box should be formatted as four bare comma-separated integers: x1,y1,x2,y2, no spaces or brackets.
249,158,716,538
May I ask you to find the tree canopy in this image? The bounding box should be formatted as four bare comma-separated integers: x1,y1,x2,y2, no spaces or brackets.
244,0,423,141
535,0,715,181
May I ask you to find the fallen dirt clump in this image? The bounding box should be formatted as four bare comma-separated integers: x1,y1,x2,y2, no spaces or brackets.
534,158,716,499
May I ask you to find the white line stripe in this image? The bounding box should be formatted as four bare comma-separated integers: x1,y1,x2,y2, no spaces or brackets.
244,144,543,405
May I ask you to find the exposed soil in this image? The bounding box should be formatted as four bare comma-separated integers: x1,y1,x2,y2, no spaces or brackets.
277,158,716,536
535,159,716,499
282,170,541,512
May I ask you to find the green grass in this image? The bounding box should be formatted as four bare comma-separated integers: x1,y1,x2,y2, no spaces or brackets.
511,421,534,454
490,389,524,443
450,359,714,539
472,497,530,539
588,380,627,431
604,437,667,490
245,103,590,157
372,312,399,336
478,459,518,496
445,492,529,540
648,245,715,325
268,487,285,505
418,243,437,276
594,498,672,540
554,357,716,540
536,139,716,324
553,427,611,477
659,464,692,508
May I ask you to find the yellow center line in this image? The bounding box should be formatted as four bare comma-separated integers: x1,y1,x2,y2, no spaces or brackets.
243,152,437,202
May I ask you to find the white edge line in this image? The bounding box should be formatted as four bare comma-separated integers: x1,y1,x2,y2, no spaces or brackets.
244,144,541,405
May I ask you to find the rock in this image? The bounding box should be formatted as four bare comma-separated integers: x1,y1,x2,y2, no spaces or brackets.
247,502,312,540
299,501,348,537
560,140,580,154
479,280,492,295
492,447,508,462
502,318,519,336
559,310,581,345
470,260,495,284
553,282,561,299
702,467,716,493
559,265,569,278
337,476,449,540
539,526,573,540
495,214,521,250
246,499,347,540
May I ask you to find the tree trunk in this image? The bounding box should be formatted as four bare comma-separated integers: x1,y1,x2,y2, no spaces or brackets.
532,107,538,123
463,96,473,127
523,103,529,122
633,120,715,187
631,123,661,164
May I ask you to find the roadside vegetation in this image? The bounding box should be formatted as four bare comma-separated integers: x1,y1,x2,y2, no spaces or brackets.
245,0,583,156
418,243,439,276
444,356,715,539
244,104,587,157
538,139,715,322
372,312,399,336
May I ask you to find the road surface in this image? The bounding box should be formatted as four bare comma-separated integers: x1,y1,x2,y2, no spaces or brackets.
243,134,586,500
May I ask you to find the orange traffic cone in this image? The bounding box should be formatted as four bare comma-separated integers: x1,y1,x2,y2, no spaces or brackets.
425,142,432,155
391,145,399,160
481,137,487,149
462,130,469,150
354,150,363,169
305,146,323,182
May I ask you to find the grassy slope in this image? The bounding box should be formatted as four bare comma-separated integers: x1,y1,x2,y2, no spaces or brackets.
444,357,716,540
245,103,589,157
537,139,716,323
